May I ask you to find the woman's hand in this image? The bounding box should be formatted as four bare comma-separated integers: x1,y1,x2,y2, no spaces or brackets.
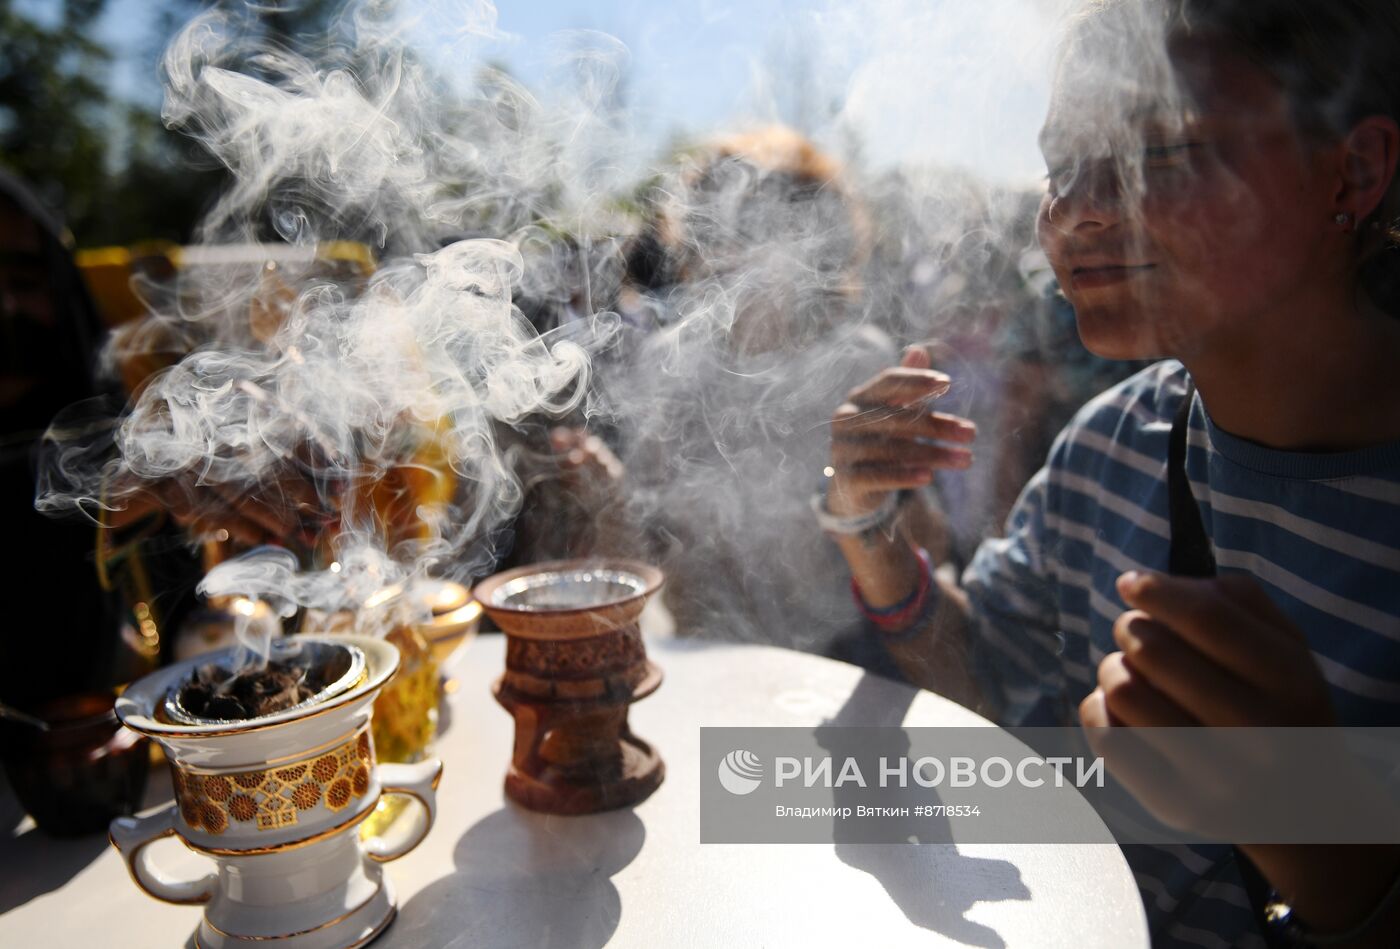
1083,570,1335,729
108,469,336,551
1082,571,1400,945
1080,570,1340,834
549,426,625,490
827,344,976,518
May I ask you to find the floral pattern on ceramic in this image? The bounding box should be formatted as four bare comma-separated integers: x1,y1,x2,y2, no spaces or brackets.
172,727,375,834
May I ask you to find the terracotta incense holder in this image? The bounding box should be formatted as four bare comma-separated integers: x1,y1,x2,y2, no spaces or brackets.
474,559,665,815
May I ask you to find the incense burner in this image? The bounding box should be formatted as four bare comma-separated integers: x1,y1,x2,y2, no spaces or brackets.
110,635,441,948
475,559,665,815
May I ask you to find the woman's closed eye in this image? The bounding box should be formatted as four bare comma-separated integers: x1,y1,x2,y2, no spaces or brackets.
1143,142,1201,166
1044,162,1079,196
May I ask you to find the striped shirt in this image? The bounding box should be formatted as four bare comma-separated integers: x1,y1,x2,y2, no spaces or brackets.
962,360,1400,948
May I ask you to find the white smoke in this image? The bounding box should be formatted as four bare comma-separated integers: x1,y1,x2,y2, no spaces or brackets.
37,0,1181,668
40,1,610,664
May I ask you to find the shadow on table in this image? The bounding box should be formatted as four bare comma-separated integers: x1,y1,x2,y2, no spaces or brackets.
824,672,1030,949
0,824,112,914
0,760,177,915
390,804,645,949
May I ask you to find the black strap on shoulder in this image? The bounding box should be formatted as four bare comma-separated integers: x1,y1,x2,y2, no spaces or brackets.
1168,379,1217,578
1168,378,1280,942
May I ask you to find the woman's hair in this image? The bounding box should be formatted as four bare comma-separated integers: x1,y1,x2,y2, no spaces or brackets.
1078,0,1400,311
625,126,869,293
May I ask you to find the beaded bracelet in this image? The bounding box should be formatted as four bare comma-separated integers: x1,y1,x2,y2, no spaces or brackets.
852,546,937,641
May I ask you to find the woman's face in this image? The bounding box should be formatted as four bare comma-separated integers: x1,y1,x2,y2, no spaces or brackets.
679,158,860,356
1036,35,1341,361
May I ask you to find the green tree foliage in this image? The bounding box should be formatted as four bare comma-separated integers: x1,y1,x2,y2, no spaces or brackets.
0,0,610,249
0,0,349,247
0,0,114,240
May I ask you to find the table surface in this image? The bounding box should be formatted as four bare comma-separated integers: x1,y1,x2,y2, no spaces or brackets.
1,625,1149,949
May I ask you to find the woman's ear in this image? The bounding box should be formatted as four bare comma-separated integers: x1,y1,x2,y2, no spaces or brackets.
1338,115,1400,221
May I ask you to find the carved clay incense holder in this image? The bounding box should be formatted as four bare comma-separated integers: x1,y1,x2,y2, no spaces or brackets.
474,559,665,815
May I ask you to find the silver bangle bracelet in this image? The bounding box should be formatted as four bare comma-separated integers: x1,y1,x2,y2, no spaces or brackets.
810,488,900,536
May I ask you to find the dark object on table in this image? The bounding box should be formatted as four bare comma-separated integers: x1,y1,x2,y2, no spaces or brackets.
0,690,149,836
475,559,665,815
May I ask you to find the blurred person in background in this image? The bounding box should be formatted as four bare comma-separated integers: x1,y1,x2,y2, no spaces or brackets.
574,126,938,673
0,171,146,707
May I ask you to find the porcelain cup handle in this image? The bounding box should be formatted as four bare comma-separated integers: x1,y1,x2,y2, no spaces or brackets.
365,759,442,863
109,804,218,905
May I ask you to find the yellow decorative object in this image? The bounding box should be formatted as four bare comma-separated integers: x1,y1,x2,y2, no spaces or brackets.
171,726,374,835
422,587,482,666
359,581,476,841
346,417,458,555
370,625,439,765
359,621,440,840
76,242,181,327
75,246,138,326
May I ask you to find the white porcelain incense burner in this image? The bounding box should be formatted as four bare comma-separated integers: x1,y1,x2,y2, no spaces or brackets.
110,635,441,948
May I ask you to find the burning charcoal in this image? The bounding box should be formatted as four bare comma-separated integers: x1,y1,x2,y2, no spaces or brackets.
167,641,362,723
180,680,213,714
205,694,248,719
236,664,309,717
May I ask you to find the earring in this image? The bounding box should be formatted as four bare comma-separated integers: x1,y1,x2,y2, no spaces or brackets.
1335,212,1354,229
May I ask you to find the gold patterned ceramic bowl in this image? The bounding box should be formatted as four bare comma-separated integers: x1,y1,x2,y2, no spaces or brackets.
110,635,442,949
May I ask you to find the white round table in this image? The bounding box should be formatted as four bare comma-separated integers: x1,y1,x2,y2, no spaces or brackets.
0,632,1149,948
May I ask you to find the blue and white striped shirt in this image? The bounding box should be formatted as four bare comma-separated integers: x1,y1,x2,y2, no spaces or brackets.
963,360,1400,948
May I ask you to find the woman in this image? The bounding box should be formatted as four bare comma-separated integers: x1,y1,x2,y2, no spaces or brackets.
822,2,1400,944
